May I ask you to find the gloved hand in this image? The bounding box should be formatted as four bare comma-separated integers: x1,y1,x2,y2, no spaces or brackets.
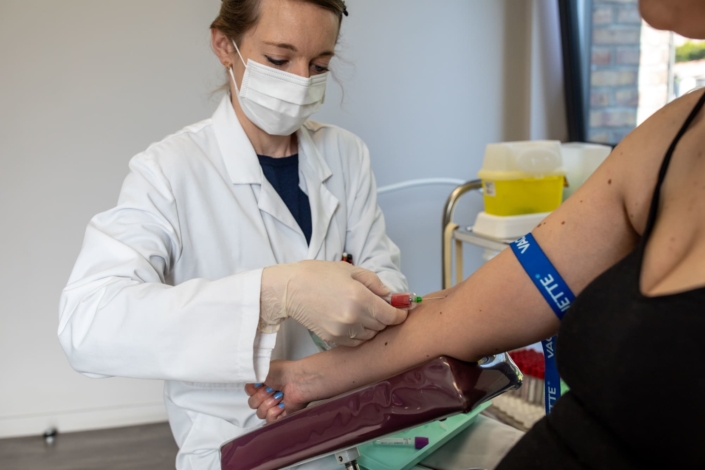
260,260,408,347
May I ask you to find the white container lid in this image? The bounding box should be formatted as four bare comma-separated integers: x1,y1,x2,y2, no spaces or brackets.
561,142,611,198
473,211,551,240
478,140,564,181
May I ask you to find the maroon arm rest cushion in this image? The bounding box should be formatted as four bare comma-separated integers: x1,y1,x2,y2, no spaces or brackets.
221,354,522,470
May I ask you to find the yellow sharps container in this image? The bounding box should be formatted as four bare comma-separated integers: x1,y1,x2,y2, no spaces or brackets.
478,141,565,217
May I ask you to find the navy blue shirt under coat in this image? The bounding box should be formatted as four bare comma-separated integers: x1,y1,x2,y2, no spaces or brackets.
257,154,312,245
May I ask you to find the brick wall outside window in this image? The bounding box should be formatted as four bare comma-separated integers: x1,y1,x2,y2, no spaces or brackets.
588,0,671,145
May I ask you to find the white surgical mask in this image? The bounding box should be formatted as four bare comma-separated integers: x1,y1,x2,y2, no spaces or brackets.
228,40,328,136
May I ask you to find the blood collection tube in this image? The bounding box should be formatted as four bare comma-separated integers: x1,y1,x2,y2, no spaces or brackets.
385,293,423,309
373,437,429,449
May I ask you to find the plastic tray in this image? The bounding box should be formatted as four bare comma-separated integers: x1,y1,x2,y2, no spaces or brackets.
357,402,491,470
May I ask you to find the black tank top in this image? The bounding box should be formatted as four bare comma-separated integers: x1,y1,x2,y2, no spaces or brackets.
498,90,705,470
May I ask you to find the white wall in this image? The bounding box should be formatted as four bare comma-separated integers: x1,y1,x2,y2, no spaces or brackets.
0,0,564,437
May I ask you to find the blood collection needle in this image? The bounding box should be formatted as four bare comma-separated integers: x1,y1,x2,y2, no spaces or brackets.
385,293,446,308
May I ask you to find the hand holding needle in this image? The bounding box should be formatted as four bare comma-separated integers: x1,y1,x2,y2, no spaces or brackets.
384,293,446,309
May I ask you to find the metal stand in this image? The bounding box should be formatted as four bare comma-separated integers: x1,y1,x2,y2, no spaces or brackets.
335,448,361,470
442,180,482,289
442,180,512,289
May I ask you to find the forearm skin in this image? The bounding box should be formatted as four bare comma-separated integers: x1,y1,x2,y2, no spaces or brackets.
293,248,560,403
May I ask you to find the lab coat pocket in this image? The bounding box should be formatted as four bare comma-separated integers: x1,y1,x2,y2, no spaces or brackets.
182,381,241,389
169,380,259,427
177,412,260,470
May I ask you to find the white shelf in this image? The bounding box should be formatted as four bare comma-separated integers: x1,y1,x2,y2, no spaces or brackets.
453,227,512,252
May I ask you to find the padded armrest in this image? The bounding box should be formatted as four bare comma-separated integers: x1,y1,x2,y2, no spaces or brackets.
221,354,522,470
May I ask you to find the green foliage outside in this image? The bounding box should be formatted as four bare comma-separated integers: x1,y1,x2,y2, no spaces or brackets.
676,41,705,63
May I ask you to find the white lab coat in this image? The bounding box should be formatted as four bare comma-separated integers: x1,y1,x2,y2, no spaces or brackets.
58,95,408,470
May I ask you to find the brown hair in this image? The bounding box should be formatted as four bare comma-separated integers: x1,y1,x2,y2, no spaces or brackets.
211,0,348,46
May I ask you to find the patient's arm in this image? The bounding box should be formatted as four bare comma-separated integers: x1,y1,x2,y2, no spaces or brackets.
250,184,634,418
251,150,634,418
248,91,705,421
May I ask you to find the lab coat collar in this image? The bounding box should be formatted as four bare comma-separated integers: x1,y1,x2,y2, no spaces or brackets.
297,124,333,184
213,95,262,185
212,95,334,186
212,96,301,237
298,126,338,259
212,95,338,256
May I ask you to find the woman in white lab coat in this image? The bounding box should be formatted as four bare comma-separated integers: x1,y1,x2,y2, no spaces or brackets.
58,0,408,468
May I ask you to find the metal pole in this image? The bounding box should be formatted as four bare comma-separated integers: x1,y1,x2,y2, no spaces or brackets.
441,180,482,289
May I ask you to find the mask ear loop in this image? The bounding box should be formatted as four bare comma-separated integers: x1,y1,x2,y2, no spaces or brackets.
228,39,248,95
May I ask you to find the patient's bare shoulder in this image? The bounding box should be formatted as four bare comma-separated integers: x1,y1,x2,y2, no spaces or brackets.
611,89,705,236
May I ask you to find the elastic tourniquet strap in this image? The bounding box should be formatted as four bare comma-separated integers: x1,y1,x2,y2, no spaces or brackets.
510,233,575,414
510,233,575,321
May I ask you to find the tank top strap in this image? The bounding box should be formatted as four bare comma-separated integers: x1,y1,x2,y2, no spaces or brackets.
641,89,705,242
